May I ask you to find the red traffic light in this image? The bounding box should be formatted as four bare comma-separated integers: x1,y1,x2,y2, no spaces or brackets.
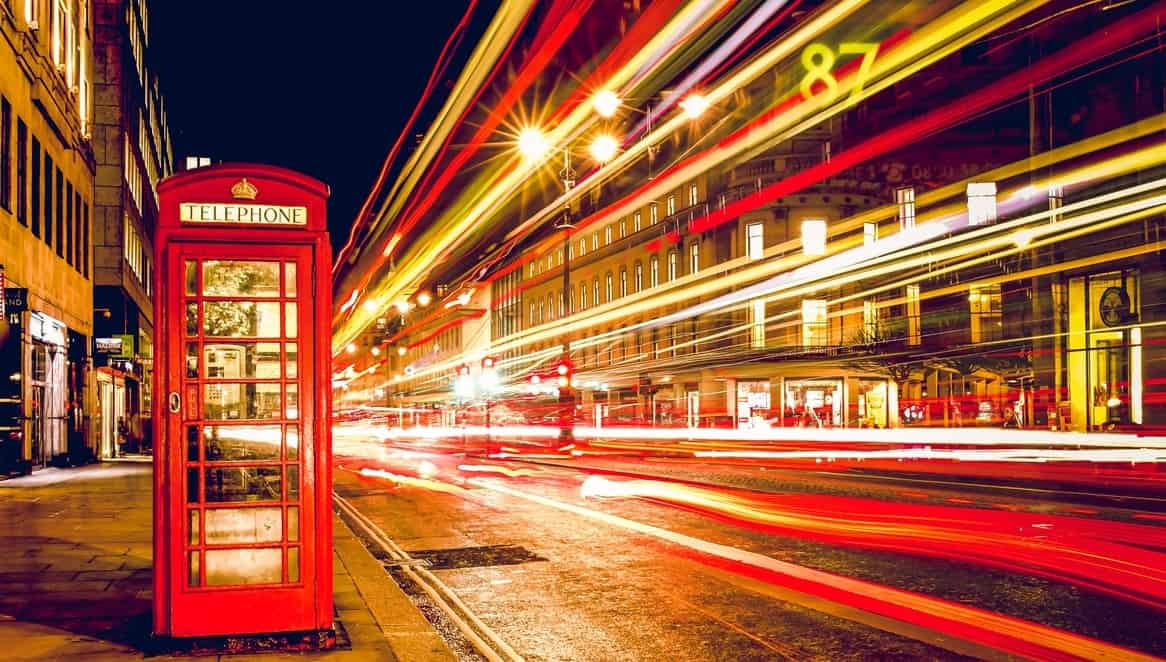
556,363,569,376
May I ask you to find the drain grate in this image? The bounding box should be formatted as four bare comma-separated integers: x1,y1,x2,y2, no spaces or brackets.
408,544,547,570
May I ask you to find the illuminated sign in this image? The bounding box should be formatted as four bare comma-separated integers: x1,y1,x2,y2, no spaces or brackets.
179,202,307,226
95,337,123,354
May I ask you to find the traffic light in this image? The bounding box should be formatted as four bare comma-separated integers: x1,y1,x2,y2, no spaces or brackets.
481,356,495,370
457,364,471,377
529,374,541,385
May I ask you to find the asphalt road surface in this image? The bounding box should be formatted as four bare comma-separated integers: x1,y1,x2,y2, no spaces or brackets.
332,435,1166,661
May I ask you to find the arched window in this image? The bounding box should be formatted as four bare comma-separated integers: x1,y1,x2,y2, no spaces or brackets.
619,267,628,298
605,272,613,302
650,255,659,287
668,251,678,281
634,262,643,292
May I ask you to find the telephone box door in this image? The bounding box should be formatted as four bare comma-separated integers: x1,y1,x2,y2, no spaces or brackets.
165,240,318,635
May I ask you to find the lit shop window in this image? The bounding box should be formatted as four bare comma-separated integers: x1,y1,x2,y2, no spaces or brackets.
896,186,915,231
746,222,763,260
864,222,878,246
802,219,826,256
863,299,878,337
967,182,997,226
969,284,1002,343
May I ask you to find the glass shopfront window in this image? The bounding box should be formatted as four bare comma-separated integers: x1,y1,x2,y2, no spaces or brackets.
784,379,842,428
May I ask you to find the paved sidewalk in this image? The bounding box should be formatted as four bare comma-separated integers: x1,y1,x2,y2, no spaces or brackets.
0,463,455,661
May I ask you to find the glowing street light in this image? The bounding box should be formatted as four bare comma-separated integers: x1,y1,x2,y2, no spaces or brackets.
679,93,710,119
397,346,407,356
345,343,357,355
518,127,550,162
592,89,621,118
370,346,382,357
416,292,432,306
394,300,411,314
589,134,619,163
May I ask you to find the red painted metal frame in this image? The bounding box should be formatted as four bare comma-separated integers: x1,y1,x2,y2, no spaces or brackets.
153,164,332,638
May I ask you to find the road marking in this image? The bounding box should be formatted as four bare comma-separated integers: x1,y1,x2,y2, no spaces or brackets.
471,478,1158,662
334,492,525,662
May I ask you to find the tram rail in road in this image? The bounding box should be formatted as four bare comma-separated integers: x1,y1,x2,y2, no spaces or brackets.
333,491,525,662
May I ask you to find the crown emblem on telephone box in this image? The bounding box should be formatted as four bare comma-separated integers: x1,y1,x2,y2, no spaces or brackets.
230,178,258,200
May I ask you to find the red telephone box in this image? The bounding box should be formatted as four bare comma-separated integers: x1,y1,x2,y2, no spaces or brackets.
152,164,332,641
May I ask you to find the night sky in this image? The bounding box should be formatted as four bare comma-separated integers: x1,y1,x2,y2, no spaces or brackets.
151,2,473,254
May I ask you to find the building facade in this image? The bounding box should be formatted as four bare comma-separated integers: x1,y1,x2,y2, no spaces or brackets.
0,0,97,472
90,0,172,457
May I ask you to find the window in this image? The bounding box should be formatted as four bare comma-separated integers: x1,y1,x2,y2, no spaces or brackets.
82,201,89,277
619,268,627,298
896,186,916,230
605,272,613,302
863,222,878,246
591,233,598,251
967,182,997,225
746,222,763,260
16,119,26,225
559,290,564,317
863,300,878,337
580,282,588,309
689,242,699,274
969,284,1002,343
31,137,40,237
1,97,10,211
650,203,658,224
634,211,641,232
530,302,535,326
578,239,586,256
43,153,53,247
801,219,826,256
906,285,921,345
605,226,612,245
667,194,675,216
619,218,626,238
55,168,62,257
750,300,766,349
73,191,82,275
634,263,643,292
801,299,828,347
558,249,563,265
593,278,600,306
64,180,72,266
668,251,677,281
650,256,659,287
539,302,545,324
689,183,698,206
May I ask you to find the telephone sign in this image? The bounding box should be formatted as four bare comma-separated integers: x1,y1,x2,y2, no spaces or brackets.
153,164,333,643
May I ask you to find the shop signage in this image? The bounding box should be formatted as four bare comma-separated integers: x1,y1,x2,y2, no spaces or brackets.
179,202,307,226
3,287,28,315
30,311,65,346
95,334,135,358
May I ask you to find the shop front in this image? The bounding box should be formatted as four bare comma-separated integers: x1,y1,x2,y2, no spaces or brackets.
784,378,843,428
29,312,68,467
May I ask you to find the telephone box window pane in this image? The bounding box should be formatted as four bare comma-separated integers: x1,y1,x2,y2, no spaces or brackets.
203,342,281,378
185,343,199,378
201,260,280,297
188,510,200,545
205,548,281,586
287,506,299,542
184,260,197,295
203,302,280,337
187,468,199,503
285,343,298,378
288,547,300,583
205,507,282,544
188,552,200,587
204,383,282,420
286,426,299,460
187,425,200,462
185,303,198,336
286,384,299,419
284,262,296,297
286,465,299,500
204,466,282,502
204,425,281,461
284,302,297,338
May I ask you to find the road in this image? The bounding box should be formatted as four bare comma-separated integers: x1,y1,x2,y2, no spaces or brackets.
332,430,1166,661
